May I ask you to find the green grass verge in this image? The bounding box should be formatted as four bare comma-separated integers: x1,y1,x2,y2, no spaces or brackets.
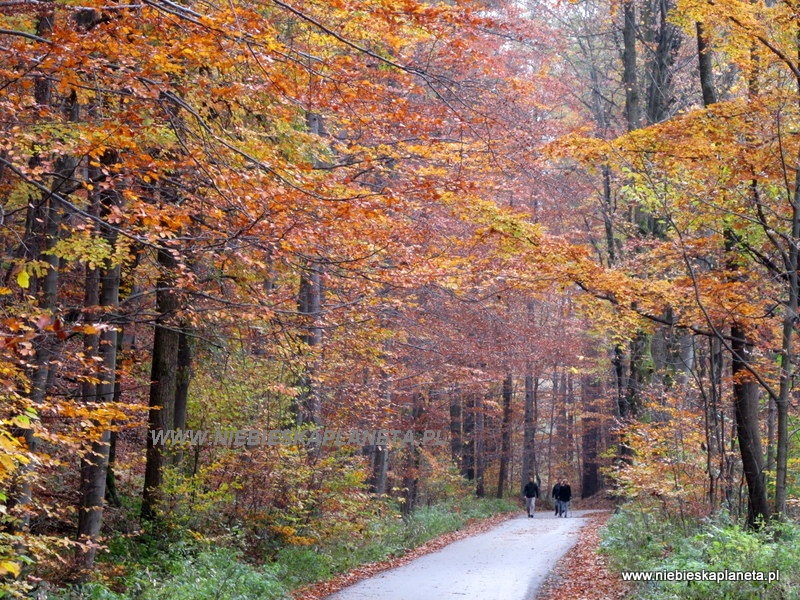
600,505,800,600
48,496,517,599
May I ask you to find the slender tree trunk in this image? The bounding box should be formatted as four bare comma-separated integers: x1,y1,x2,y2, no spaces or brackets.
547,368,559,488
462,393,475,481
450,392,463,472
774,145,800,516
8,94,77,527
76,260,119,573
368,373,391,494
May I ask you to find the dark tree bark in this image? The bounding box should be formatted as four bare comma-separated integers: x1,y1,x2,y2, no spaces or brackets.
695,22,718,107
731,325,770,526
449,393,463,472
173,328,192,433
462,393,475,481
368,444,389,495
622,0,641,130
496,373,513,498
401,393,424,514
76,259,119,573
171,327,193,466
645,0,681,125
474,393,485,498
581,377,602,498
295,264,322,426
627,332,652,417
521,371,539,494
141,247,180,521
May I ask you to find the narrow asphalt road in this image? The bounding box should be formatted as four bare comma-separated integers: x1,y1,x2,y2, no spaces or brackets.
324,509,596,600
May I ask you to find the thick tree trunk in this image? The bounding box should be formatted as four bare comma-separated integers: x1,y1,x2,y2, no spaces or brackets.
627,332,651,417
645,0,681,125
173,328,192,433
521,371,539,493
496,373,513,498
474,393,485,498
368,444,389,495
622,0,641,130
401,393,424,514
142,247,180,521
296,265,322,426
581,377,602,498
731,324,770,526
171,327,192,466
696,22,718,107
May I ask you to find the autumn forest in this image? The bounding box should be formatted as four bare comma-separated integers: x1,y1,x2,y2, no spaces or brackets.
2,0,800,596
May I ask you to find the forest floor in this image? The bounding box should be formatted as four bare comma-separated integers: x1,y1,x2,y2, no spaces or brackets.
299,508,609,600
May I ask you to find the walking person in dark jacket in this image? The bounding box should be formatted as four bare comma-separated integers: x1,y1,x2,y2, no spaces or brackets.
555,479,572,517
523,477,539,518
552,481,562,516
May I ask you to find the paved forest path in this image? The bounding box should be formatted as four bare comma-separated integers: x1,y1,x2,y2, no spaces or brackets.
324,510,598,600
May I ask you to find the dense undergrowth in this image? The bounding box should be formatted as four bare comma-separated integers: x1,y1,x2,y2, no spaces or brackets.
600,505,800,600
44,496,516,600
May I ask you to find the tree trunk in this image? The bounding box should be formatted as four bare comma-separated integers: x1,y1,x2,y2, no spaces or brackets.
450,392,464,472
731,324,770,526
462,393,475,481
8,98,76,527
521,371,539,493
474,393,485,498
774,144,800,516
581,377,602,498
696,22,718,107
645,0,681,125
368,444,389,495
622,0,641,130
295,264,322,426
627,332,651,417
141,247,180,521
401,393,423,514
496,373,513,498
76,260,119,573
171,327,193,466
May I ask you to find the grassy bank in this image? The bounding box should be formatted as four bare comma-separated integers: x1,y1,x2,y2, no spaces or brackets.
600,506,800,600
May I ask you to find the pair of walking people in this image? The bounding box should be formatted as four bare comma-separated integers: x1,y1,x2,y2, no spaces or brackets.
552,479,571,517
522,477,571,517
